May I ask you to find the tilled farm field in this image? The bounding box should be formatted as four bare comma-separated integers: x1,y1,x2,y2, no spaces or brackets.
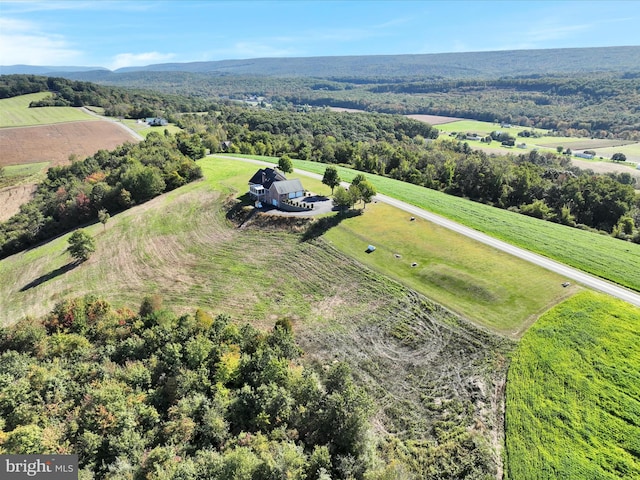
0,120,139,219
0,120,139,168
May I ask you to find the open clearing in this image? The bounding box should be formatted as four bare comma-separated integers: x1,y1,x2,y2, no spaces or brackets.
431,118,640,164
506,291,640,479
0,120,139,219
0,92,97,127
0,156,518,475
227,155,640,293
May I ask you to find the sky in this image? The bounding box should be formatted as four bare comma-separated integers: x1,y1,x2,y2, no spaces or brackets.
1,0,639,70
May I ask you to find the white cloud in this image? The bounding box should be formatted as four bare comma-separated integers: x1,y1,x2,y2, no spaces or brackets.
525,22,592,43
108,52,176,70
208,42,300,60
0,17,82,65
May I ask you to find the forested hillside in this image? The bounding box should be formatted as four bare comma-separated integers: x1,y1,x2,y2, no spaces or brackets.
0,297,378,478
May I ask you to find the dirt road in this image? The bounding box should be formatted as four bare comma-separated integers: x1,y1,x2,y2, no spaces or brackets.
222,156,640,308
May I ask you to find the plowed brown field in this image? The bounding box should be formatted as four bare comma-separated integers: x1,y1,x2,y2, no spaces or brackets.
0,120,139,167
0,120,139,220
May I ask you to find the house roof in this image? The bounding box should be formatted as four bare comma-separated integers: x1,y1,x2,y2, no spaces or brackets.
272,179,304,195
248,168,286,189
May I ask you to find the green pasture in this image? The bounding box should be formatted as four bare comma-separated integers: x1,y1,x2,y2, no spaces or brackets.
0,93,96,127
0,157,570,338
323,201,570,336
592,143,640,162
0,162,49,188
505,290,640,479
221,155,640,292
435,119,640,161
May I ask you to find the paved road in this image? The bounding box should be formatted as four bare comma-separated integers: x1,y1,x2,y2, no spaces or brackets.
221,155,640,308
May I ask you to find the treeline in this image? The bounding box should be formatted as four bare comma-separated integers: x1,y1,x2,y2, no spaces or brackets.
0,296,384,479
0,74,210,119
192,106,640,240
285,75,640,139
0,132,203,259
63,70,640,139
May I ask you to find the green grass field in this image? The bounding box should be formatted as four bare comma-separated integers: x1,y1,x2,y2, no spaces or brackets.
0,93,96,127
323,202,570,336
505,290,640,479
0,157,571,338
223,155,640,292
0,162,49,188
436,119,640,161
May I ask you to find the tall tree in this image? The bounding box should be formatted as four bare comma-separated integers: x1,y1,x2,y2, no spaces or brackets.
67,229,96,262
332,186,352,214
278,155,293,174
356,180,376,209
322,166,341,194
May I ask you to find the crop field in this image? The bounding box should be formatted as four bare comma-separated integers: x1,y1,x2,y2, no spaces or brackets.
436,119,547,137
0,156,516,475
0,92,96,127
0,121,139,168
505,290,640,479
226,155,640,292
433,118,640,162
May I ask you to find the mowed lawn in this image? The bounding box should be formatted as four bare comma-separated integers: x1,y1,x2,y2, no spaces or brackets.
323,202,570,336
225,155,640,292
0,93,96,127
1,156,571,338
506,290,640,479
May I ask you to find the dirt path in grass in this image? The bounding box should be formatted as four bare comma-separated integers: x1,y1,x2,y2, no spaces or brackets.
220,155,640,308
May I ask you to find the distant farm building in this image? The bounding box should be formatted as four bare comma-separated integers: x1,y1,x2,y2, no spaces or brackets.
248,168,306,210
146,117,168,126
465,134,483,141
575,152,595,159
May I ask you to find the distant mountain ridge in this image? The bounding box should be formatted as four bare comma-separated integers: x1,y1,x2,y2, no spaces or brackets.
3,46,639,79
0,65,109,75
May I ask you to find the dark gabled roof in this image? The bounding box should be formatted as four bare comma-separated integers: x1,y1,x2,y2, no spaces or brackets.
272,179,304,195
248,168,286,189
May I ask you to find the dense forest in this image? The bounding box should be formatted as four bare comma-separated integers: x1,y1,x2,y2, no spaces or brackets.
0,74,210,119
0,131,204,259
60,70,640,140
0,296,388,479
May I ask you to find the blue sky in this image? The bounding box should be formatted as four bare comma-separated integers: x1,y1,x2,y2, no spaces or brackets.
1,0,639,70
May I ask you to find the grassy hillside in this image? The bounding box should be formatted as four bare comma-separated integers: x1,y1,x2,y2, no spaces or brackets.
505,291,640,479
0,92,96,127
0,157,570,337
231,155,640,292
0,156,518,477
